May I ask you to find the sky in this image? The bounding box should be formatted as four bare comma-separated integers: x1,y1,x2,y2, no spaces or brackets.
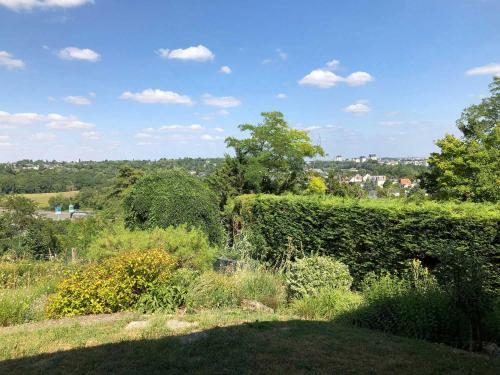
0,0,499,162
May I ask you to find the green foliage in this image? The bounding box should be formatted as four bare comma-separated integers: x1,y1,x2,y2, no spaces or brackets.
0,282,57,326
186,271,240,309
135,268,198,313
218,112,325,197
291,288,363,320
0,261,68,289
186,268,286,310
46,249,176,317
305,176,327,195
47,194,76,210
86,224,217,270
124,169,223,245
327,177,366,198
285,255,353,298
232,194,500,289
422,77,499,202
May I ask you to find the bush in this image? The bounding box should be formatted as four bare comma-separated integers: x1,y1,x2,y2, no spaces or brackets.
46,249,176,317
291,288,363,320
186,271,239,309
0,261,67,289
233,194,499,289
86,224,217,270
135,268,198,313
235,269,286,310
124,170,223,245
0,282,56,326
284,255,353,298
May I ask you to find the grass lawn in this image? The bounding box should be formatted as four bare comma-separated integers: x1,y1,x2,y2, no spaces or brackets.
0,309,498,374
20,191,79,208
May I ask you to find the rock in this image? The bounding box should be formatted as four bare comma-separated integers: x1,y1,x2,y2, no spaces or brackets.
125,320,150,330
483,342,500,358
166,319,198,331
180,332,208,344
240,299,274,313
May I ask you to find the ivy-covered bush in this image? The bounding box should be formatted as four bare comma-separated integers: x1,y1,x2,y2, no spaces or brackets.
124,170,223,245
285,255,353,298
46,249,176,317
233,195,500,289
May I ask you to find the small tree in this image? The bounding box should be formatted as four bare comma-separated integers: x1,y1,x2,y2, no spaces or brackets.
305,176,327,194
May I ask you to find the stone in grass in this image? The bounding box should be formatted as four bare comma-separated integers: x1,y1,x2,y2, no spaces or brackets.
125,320,150,330
240,299,274,313
166,319,198,331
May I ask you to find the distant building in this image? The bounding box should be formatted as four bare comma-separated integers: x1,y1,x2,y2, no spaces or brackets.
368,154,378,161
399,178,412,188
335,155,344,162
363,175,386,187
349,174,363,184
360,156,367,163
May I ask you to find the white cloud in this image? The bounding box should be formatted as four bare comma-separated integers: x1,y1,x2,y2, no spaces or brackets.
214,127,224,132
380,120,404,126
82,131,100,140
159,124,204,132
261,58,273,65
299,60,373,88
465,63,500,76
134,132,153,139
344,101,371,114
344,71,374,86
58,47,100,62
0,51,25,69
0,135,10,141
88,91,96,97
31,132,56,141
219,65,232,74
157,45,214,62
0,0,93,11
276,93,287,99
120,89,193,105
0,110,95,130
326,59,340,69
0,142,12,147
200,134,224,141
202,94,241,108
299,69,344,88
64,95,91,105
200,109,230,121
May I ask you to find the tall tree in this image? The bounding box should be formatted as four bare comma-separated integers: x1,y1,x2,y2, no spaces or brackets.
223,112,325,196
422,77,499,202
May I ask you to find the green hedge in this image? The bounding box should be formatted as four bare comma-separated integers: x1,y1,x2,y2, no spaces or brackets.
232,195,500,289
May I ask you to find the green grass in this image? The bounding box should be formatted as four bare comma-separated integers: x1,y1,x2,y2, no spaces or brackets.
0,309,498,374
20,191,79,208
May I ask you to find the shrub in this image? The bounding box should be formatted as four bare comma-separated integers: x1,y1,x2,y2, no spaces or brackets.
0,261,67,289
46,249,176,317
0,282,56,326
86,224,217,270
291,288,363,320
235,269,286,310
124,170,223,245
135,268,198,313
232,194,499,288
186,271,239,309
284,255,353,298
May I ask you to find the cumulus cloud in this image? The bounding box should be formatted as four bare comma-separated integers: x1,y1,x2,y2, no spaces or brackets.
0,0,93,11
159,124,204,132
200,109,230,121
0,110,95,129
344,101,371,113
157,45,214,62
299,69,344,88
58,47,100,62
465,63,500,76
299,60,374,88
202,94,241,108
120,89,193,105
200,134,224,141
64,95,91,105
276,48,288,61
219,65,232,74
0,51,25,69
276,93,287,99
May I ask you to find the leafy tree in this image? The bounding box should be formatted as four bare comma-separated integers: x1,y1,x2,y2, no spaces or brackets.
224,112,325,195
305,176,327,194
422,77,499,202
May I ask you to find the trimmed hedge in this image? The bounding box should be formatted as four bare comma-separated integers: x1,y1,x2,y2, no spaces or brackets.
232,195,500,289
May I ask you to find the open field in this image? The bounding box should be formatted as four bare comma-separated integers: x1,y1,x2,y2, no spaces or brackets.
20,191,79,208
0,309,498,375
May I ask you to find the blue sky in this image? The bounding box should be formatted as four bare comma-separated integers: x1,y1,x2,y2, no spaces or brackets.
0,0,499,161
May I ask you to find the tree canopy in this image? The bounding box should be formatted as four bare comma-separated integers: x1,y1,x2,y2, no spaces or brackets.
422,77,499,202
